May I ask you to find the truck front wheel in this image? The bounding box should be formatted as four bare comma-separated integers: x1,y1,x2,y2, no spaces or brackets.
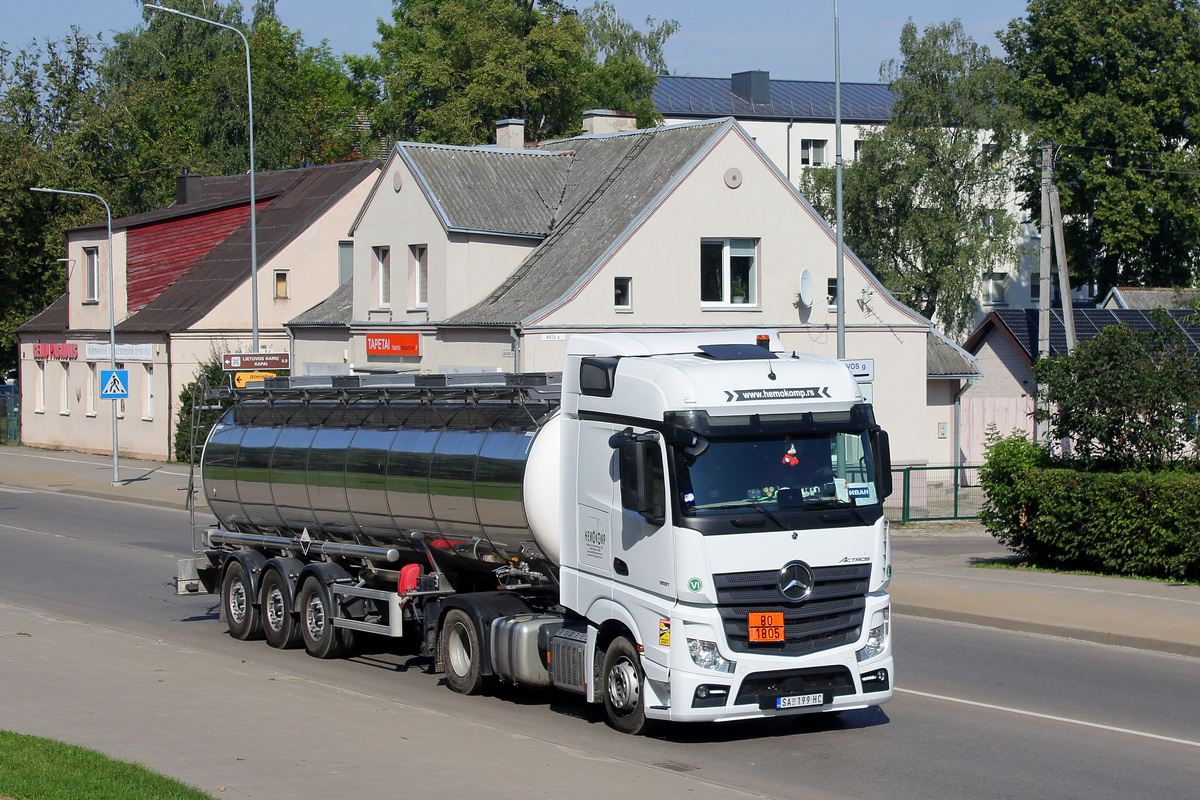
439,609,484,694
221,560,262,641
602,636,649,734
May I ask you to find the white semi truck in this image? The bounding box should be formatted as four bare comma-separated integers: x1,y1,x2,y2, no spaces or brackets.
177,330,894,733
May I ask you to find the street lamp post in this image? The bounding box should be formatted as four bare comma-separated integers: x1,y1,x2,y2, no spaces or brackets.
145,3,259,352
834,0,846,360
30,187,119,485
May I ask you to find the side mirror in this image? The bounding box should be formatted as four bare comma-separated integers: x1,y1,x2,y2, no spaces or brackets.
871,428,893,500
611,429,665,525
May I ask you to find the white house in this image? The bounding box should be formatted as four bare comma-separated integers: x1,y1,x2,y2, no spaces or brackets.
290,116,978,468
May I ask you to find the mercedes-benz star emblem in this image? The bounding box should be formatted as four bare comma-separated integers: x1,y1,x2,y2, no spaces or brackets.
778,561,815,602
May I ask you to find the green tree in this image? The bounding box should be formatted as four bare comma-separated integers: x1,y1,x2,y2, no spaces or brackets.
801,20,1019,337
578,1,676,128
1002,0,1200,294
98,0,370,210
1032,314,1200,470
579,1,676,75
355,0,672,146
0,31,107,374
173,351,233,463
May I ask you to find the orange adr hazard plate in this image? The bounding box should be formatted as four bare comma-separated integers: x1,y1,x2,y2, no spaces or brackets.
748,611,785,643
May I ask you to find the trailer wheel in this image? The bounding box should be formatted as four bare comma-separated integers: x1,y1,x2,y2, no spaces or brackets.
221,560,262,641
602,636,649,735
297,576,349,659
439,609,484,695
260,569,301,649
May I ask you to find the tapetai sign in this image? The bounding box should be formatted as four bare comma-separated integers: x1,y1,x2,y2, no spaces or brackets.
365,333,420,356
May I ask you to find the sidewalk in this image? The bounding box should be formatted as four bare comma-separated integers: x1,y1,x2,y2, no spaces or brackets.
2,443,1199,659
889,521,1200,659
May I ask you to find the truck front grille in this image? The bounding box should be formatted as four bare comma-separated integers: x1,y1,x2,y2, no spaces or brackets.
713,564,870,656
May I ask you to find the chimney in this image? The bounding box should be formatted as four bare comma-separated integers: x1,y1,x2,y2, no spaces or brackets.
495,119,525,149
175,167,203,205
731,70,771,105
582,109,638,135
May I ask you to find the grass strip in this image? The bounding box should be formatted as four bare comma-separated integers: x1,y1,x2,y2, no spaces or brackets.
0,731,212,800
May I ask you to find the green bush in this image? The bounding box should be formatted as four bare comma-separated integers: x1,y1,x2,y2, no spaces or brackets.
172,353,231,463
980,432,1200,580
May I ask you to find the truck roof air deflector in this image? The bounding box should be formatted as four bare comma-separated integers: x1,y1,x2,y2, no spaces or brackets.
698,344,777,361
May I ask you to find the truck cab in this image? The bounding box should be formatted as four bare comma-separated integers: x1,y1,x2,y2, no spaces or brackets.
557,331,893,730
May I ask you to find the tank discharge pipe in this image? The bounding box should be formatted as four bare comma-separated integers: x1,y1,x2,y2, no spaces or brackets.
203,529,401,563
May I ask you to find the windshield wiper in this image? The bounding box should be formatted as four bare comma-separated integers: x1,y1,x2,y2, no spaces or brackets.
752,503,788,530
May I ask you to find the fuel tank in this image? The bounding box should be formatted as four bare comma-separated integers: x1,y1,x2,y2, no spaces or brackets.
200,386,562,571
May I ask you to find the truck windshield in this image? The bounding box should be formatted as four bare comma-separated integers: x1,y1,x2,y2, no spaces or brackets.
678,431,879,517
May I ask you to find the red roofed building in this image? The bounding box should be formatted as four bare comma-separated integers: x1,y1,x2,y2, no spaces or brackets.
16,160,379,460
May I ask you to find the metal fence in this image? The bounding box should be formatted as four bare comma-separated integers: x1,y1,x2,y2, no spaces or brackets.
883,465,983,522
0,386,17,445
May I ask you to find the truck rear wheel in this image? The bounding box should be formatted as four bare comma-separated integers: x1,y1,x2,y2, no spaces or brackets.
439,609,484,694
260,568,301,649
602,636,649,735
221,560,262,641
297,576,350,659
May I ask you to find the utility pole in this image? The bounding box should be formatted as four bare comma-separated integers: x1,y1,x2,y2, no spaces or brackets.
1036,141,1053,445
1049,184,1076,352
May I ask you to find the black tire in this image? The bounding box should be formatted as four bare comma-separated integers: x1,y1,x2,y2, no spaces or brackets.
297,576,351,659
439,609,484,695
602,635,649,734
221,560,262,641
260,569,302,650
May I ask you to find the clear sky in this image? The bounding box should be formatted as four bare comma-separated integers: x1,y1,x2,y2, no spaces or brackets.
2,1,1031,84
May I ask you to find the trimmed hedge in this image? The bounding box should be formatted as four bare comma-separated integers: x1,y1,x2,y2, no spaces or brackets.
980,435,1200,580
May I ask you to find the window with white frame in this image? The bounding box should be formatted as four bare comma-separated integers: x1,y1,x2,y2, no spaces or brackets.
86,362,96,416
274,270,289,300
35,360,45,413
984,273,1008,305
827,278,839,308
614,276,632,310
700,239,758,306
59,361,69,415
409,244,428,308
142,363,154,420
338,241,353,285
84,247,99,303
800,139,827,166
373,246,391,308
115,362,125,418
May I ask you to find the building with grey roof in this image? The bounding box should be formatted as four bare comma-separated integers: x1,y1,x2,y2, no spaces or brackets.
291,115,979,467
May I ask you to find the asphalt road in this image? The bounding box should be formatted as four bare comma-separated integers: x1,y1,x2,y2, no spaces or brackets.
2,486,1198,799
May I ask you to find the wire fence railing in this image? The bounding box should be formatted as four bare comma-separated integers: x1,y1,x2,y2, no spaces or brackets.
884,465,983,522
0,386,18,445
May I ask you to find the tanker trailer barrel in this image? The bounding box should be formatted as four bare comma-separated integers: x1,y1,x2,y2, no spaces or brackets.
199,375,564,575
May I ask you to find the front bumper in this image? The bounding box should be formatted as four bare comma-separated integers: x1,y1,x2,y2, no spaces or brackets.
646,594,893,723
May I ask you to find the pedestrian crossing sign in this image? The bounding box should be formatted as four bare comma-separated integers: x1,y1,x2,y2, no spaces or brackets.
100,369,129,399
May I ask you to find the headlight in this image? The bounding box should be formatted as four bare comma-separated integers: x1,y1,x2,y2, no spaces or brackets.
687,638,736,673
856,608,889,663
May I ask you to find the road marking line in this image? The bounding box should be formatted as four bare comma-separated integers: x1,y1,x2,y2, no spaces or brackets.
0,486,34,494
0,522,47,535
898,687,1200,748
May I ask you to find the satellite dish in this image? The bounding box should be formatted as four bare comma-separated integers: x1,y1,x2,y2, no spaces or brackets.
798,269,815,307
